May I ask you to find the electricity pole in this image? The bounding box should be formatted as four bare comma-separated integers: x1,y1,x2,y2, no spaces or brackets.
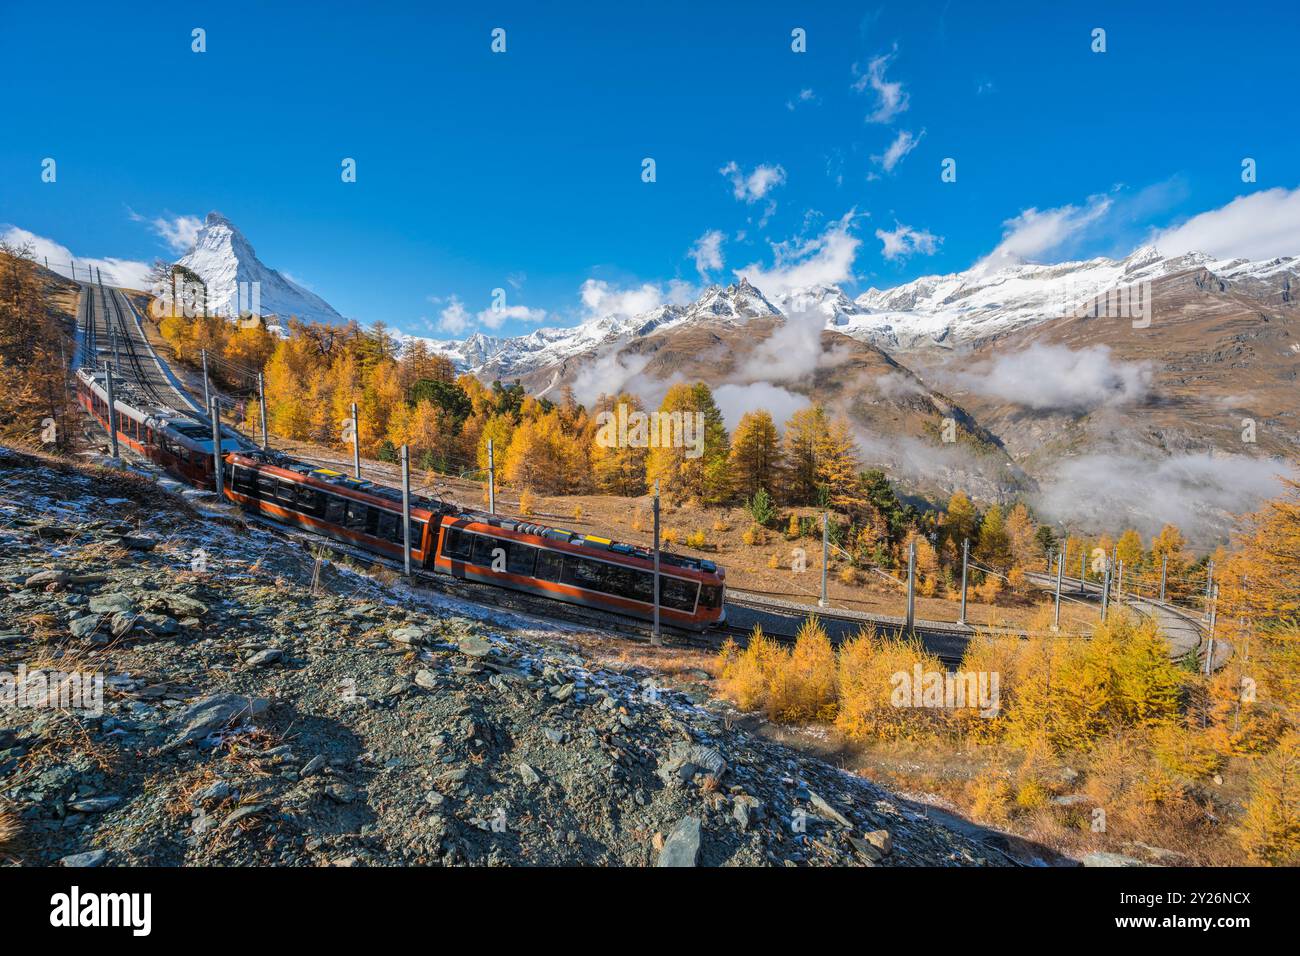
819,512,829,608
104,367,119,459
209,396,224,497
400,444,412,578
652,479,661,646
201,348,211,410
959,538,970,625
905,537,917,631
1053,552,1064,630
350,402,361,479
487,439,496,515
257,372,268,450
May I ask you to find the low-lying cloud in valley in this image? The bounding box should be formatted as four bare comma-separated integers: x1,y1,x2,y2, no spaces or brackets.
946,343,1152,412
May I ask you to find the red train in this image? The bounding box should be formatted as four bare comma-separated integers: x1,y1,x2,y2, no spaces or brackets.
76,368,249,490
77,370,726,630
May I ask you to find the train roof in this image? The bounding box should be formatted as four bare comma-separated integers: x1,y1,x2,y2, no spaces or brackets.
453,512,721,576
230,449,448,511
78,366,252,454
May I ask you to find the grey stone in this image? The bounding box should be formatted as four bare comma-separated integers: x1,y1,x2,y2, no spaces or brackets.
657,816,702,867
391,625,429,646
518,763,541,787
69,615,104,640
60,850,107,867
245,648,283,667
159,694,271,752
458,636,494,658
67,795,121,813
89,593,135,616
325,783,358,804
414,669,439,690
808,790,853,828
300,755,326,779
863,829,893,855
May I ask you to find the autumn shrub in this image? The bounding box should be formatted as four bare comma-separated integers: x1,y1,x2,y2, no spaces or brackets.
1082,734,1203,842
571,504,583,521
685,529,707,549
785,513,801,539
717,626,783,712
518,488,535,516
975,574,1002,603
1238,732,1300,865
711,517,730,533
767,553,780,569
661,527,680,546
766,616,838,722
835,629,944,741
1150,722,1224,779
837,566,858,586
741,524,766,546
969,771,1014,825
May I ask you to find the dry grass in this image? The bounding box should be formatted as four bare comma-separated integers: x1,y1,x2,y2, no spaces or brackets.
0,801,21,860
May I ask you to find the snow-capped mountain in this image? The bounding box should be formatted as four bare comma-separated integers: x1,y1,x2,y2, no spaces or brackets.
404,278,781,376
176,212,345,325
846,245,1299,348
408,245,1298,377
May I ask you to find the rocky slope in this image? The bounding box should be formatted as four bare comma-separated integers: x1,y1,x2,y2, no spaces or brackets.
0,447,996,867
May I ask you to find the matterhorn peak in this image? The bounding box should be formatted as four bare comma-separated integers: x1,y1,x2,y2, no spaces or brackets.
177,213,345,325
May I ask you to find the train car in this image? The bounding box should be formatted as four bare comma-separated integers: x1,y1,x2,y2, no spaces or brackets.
221,449,447,566
76,367,246,490
78,372,727,632
432,514,726,630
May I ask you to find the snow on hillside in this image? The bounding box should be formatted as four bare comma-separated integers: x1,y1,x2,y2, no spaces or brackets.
405,246,1298,377
177,212,345,325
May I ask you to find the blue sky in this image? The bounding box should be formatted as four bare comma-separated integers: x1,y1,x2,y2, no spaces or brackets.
2,1,1298,339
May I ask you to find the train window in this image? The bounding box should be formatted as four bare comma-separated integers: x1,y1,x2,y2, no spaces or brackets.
375,510,398,542
535,550,563,582
442,528,471,560
506,543,536,575
660,576,699,612
232,466,256,494
323,495,346,524
410,520,427,551
597,564,634,598
297,486,323,516
470,534,499,567
562,556,603,590
344,501,368,531
256,475,277,499
699,585,723,610
275,481,297,507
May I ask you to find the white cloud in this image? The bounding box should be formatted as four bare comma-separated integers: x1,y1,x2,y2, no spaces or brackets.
853,50,910,124
875,222,941,261
720,161,787,203
578,278,694,320
872,129,923,173
476,303,546,330
734,211,860,299
145,214,203,254
713,382,808,432
786,88,818,110
0,225,152,289
436,296,472,335
975,195,1113,272
948,344,1152,412
688,230,725,277
1150,186,1300,261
